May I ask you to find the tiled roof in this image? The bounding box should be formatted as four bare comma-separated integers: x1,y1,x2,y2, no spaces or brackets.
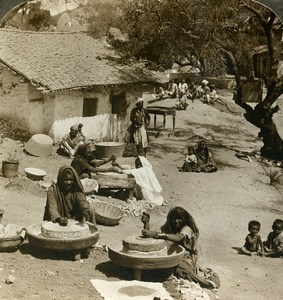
0,29,156,92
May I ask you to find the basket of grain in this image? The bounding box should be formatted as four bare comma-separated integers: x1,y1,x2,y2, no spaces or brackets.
93,200,123,226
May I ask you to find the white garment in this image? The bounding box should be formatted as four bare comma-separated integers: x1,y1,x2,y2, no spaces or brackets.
129,156,164,206
186,154,197,164
133,125,148,148
0,224,26,239
202,79,209,86
179,82,188,94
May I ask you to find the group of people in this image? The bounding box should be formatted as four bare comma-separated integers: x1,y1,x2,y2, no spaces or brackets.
152,79,219,110
43,162,219,287
47,93,282,293
44,115,221,288
181,140,217,173
58,98,150,160
241,219,283,257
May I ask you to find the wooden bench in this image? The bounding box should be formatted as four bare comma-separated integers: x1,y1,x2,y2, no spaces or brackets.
91,172,136,199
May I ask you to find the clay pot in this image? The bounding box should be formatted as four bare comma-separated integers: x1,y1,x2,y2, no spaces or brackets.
2,160,19,178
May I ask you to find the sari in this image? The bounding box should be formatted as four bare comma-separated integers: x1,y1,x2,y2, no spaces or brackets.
43,166,95,223
194,141,217,173
161,207,220,289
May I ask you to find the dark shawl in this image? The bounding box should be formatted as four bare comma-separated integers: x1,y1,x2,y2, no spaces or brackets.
195,142,217,173
43,165,89,222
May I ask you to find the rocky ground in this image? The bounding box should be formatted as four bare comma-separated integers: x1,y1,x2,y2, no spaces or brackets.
0,91,283,300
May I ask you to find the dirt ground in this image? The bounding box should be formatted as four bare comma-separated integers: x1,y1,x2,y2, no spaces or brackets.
0,92,283,300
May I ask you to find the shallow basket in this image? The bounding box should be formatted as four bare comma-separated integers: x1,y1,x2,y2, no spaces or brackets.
93,201,123,226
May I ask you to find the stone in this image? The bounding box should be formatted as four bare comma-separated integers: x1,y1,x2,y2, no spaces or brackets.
41,220,90,239
122,235,167,256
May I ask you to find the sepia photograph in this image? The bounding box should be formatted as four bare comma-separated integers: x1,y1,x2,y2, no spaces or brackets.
0,0,282,299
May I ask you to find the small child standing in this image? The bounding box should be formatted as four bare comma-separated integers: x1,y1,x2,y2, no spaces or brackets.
262,219,283,257
241,220,263,256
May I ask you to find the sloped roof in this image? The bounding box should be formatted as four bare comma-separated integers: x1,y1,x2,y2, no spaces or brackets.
0,29,156,92
253,43,283,55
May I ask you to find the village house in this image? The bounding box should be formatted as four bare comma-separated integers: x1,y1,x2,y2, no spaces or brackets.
253,44,283,78
0,29,157,138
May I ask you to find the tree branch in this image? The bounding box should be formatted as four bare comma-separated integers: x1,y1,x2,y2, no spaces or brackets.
240,2,267,25
181,27,200,40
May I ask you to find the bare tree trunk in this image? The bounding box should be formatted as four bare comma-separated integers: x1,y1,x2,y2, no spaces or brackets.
225,6,283,160
225,47,283,160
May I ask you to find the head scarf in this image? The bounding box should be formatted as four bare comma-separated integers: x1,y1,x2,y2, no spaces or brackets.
195,141,209,164
136,98,144,105
43,166,86,222
70,124,79,131
57,165,84,193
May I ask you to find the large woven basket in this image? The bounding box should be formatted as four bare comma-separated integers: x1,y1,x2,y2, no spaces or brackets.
93,201,123,226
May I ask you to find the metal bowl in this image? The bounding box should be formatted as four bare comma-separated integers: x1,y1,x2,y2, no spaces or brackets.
95,142,126,159
25,167,47,181
25,134,53,157
0,235,22,252
26,221,99,251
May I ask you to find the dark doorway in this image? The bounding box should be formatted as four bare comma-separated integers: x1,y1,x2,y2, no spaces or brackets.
111,92,127,116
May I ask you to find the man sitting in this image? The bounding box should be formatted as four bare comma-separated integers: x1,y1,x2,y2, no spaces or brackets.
59,124,84,158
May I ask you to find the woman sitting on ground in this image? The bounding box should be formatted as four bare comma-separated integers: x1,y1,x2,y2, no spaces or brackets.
71,144,123,179
195,140,217,173
181,141,217,173
43,166,97,259
141,207,220,289
43,165,96,225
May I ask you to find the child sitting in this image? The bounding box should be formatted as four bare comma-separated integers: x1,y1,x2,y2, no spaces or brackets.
181,146,198,172
186,146,197,164
262,219,283,257
241,220,263,256
209,85,218,104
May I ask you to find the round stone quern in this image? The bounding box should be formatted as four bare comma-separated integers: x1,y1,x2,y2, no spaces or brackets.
122,235,167,256
41,220,90,239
